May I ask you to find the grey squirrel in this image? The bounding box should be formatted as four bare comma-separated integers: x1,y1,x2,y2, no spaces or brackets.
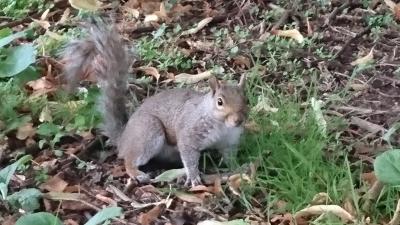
62,19,249,187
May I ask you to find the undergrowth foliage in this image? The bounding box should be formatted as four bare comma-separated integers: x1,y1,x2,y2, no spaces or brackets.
0,0,400,224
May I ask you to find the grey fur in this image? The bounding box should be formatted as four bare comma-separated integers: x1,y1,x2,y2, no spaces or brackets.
62,20,248,187
62,20,131,144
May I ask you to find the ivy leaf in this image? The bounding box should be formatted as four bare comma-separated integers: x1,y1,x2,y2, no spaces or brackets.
84,207,122,225
15,212,63,225
7,188,42,212
0,44,36,77
374,149,400,185
0,29,26,48
0,155,32,199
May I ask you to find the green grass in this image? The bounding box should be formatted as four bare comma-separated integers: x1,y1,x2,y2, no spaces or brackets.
237,73,349,211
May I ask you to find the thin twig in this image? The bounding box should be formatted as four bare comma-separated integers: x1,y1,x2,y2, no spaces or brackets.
323,0,351,27
271,9,292,31
332,26,372,60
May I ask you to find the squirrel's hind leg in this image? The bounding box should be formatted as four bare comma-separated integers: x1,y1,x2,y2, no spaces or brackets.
118,115,167,183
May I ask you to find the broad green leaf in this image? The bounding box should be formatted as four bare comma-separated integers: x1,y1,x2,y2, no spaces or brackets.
0,30,26,48
0,28,12,39
374,149,400,185
15,212,63,225
0,44,36,77
14,66,40,86
37,123,62,137
84,207,122,225
383,123,400,144
7,188,42,212
153,168,186,183
0,155,32,199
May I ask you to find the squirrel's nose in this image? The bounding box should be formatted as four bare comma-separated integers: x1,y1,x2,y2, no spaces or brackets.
234,117,244,126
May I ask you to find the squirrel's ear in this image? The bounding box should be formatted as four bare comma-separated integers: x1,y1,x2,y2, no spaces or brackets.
238,74,246,90
209,76,220,94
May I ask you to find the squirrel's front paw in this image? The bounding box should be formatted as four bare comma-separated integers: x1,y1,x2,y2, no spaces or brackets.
136,172,151,184
184,175,202,187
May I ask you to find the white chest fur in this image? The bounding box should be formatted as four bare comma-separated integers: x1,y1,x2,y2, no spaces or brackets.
203,123,243,150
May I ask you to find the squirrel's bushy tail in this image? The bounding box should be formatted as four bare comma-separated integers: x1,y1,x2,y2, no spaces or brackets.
62,19,130,144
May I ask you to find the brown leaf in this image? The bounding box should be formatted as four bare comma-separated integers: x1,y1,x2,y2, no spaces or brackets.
95,194,117,206
233,55,251,68
138,204,165,225
170,3,192,17
294,205,355,222
58,8,70,24
349,83,368,91
32,19,50,30
272,29,304,43
144,14,159,23
350,48,374,66
68,0,102,11
173,70,213,84
361,172,377,186
64,219,79,225
16,123,36,140
189,185,213,192
182,17,213,36
40,175,68,192
26,77,57,96
175,191,203,204
186,40,214,52
227,173,251,196
137,66,161,80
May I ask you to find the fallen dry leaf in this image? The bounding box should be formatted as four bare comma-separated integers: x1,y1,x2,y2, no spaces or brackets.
137,66,161,81
182,17,213,36
95,194,117,206
349,83,369,91
39,105,53,122
310,192,331,205
227,173,251,196
233,55,251,68
68,0,101,11
170,3,192,17
294,205,355,222
39,175,68,192
26,77,57,96
144,14,159,23
384,0,397,10
272,29,304,43
123,7,140,18
173,70,213,84
40,8,50,21
138,204,165,225
186,40,214,52
58,8,70,24
253,97,279,113
32,19,51,30
64,219,79,225
16,123,36,140
350,48,374,66
362,172,377,186
343,197,357,218
175,191,203,204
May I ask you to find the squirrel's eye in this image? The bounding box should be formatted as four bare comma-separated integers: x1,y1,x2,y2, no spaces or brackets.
217,98,223,106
